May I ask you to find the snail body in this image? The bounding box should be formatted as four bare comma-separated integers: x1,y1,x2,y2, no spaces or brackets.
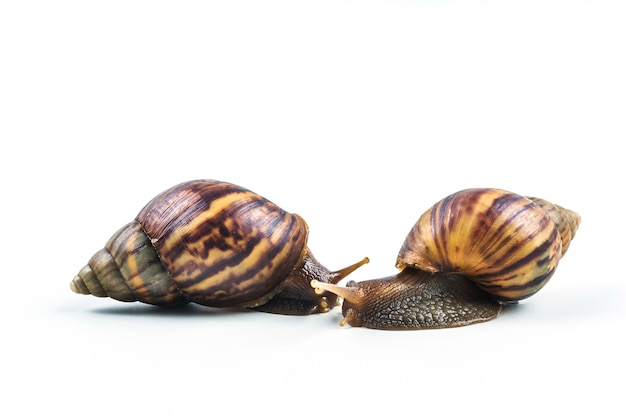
71,180,368,315
312,188,581,330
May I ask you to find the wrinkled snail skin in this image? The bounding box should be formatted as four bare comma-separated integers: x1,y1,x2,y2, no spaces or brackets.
312,188,581,330
70,180,368,315
317,270,502,330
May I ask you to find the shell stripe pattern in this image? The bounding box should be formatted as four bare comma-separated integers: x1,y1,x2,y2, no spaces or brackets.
136,180,308,307
398,189,562,301
105,221,187,305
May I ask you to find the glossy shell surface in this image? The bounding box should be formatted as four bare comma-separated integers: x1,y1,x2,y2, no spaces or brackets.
397,188,566,302
136,180,309,307
72,180,309,308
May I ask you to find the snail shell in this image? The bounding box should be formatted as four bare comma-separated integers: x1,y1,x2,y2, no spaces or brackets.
71,180,368,315
312,188,581,329
397,188,580,302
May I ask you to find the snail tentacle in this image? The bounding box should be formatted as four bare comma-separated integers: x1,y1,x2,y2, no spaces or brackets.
254,252,369,315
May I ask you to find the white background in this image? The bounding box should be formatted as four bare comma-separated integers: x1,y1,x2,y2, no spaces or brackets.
1,0,624,415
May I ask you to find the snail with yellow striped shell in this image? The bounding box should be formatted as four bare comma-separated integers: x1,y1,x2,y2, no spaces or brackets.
312,188,581,330
71,180,368,315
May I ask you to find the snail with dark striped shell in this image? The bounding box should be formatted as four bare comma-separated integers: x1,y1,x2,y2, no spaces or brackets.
71,180,368,315
312,188,581,330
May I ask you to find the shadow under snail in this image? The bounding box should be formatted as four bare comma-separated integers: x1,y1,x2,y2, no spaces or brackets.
70,179,369,315
312,188,581,330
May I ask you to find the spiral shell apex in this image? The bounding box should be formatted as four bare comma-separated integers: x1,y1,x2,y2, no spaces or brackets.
70,221,189,306
528,197,581,256
396,188,581,302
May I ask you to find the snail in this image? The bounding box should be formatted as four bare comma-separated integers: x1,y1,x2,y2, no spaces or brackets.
70,179,369,315
312,188,581,330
